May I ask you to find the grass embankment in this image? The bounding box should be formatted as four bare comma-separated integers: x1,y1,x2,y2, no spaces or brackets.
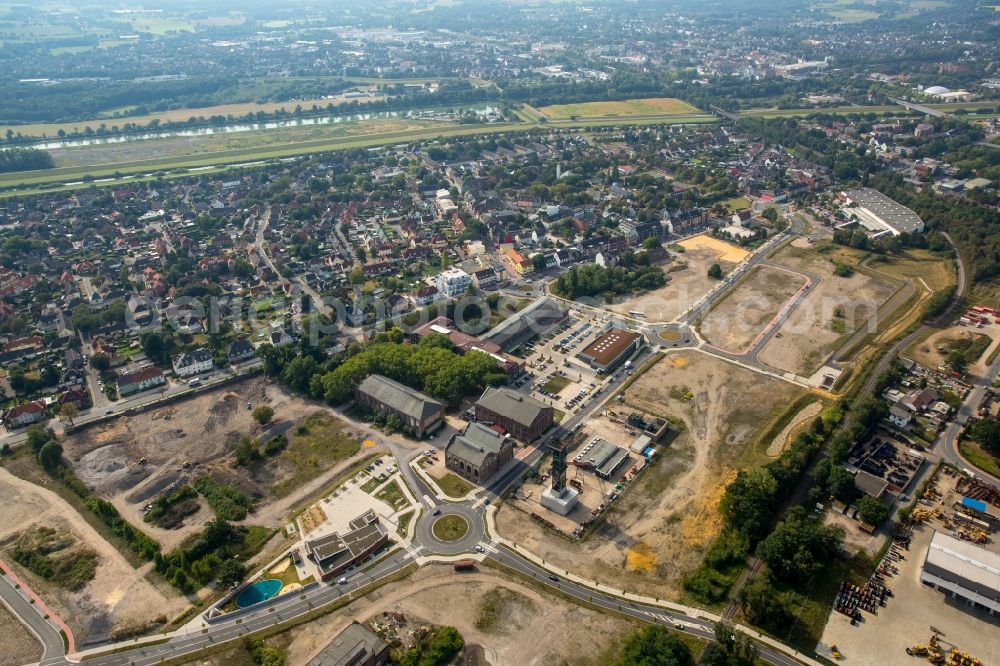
958,440,1000,479
0,114,719,195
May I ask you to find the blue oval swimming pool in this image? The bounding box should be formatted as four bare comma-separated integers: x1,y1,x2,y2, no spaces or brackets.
235,578,283,608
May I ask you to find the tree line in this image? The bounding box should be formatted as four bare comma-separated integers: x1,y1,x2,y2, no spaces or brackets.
0,147,54,173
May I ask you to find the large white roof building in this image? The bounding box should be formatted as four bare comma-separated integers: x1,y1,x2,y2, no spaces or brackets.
840,188,925,237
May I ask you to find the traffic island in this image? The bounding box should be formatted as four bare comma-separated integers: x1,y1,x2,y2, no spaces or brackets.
431,515,469,542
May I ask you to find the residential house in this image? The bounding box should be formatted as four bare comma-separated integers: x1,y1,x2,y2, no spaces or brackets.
117,366,166,396
172,348,214,377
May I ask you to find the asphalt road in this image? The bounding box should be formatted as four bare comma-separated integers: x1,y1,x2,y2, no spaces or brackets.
0,571,66,666
487,545,806,666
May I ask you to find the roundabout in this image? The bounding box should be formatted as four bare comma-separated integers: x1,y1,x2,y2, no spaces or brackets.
414,501,486,555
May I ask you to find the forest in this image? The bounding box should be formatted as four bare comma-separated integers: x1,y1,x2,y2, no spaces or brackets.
0,147,54,173
552,263,666,300
258,329,507,410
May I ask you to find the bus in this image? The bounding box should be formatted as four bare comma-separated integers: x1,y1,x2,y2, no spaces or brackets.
628,311,645,318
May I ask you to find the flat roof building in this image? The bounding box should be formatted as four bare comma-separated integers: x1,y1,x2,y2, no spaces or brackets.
920,529,1000,616
572,437,631,479
841,188,925,236
576,327,644,372
484,297,566,350
355,374,444,437
475,386,554,442
307,623,389,666
445,421,514,484
304,510,390,582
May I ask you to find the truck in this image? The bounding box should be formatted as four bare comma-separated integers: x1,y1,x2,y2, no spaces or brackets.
453,559,477,572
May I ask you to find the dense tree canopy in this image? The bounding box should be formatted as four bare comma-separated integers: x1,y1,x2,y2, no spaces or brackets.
552,263,665,300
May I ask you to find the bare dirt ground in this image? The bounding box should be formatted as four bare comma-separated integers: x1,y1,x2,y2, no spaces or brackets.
909,325,999,377
268,565,637,666
605,244,740,323
61,378,372,550
758,241,899,375
497,351,805,597
700,265,807,352
0,467,187,644
0,600,42,666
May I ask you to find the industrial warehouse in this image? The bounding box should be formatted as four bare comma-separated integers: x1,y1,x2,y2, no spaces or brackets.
575,327,645,372
920,529,1000,616
839,188,925,237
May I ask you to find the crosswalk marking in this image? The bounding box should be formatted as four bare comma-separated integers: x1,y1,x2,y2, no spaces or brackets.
404,543,424,559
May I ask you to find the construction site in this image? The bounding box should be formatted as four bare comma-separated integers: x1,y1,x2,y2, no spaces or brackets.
507,407,669,537
820,465,1000,665
59,378,375,549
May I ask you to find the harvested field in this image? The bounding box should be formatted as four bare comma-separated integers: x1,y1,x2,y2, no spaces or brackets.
538,97,697,118
0,466,186,643
61,378,371,550
700,265,807,353
605,240,744,322
277,566,640,666
0,601,41,666
498,351,805,597
758,240,899,375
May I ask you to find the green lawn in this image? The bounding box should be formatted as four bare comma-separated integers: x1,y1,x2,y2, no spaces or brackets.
360,476,383,493
721,196,751,211
396,510,415,537
431,515,469,541
433,472,474,498
958,440,1000,479
375,479,408,510
541,375,572,394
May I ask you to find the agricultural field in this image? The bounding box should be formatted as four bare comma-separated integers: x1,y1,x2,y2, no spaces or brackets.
0,465,187,642
497,350,805,597
604,235,748,323
699,265,807,353
757,240,901,375
61,378,374,550
538,97,698,119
